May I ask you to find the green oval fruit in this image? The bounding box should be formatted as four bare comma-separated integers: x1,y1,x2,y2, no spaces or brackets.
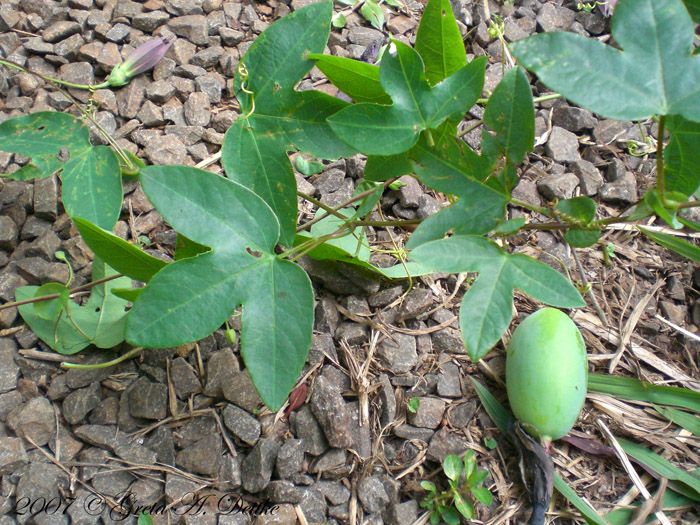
506,308,587,443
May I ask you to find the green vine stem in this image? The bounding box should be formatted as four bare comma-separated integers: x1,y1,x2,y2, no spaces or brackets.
0,58,108,90
656,114,667,206
296,177,400,233
61,346,145,370
0,274,124,312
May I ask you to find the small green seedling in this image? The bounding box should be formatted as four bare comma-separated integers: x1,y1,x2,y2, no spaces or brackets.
420,451,493,524
407,397,420,413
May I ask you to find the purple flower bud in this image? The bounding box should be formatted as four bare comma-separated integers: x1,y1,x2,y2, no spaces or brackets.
599,0,617,17
107,36,174,87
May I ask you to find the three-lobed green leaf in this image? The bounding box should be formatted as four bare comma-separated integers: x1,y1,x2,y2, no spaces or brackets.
410,236,585,360
414,0,467,85
16,258,130,354
328,40,486,155
126,165,314,411
221,1,354,245
0,112,122,230
73,217,168,283
510,0,700,122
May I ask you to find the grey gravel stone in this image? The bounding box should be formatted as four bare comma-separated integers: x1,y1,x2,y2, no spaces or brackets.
145,425,176,466
128,377,167,420
606,158,626,182
292,405,328,456
0,437,28,475
437,362,462,398
407,397,445,429
552,104,596,133
593,119,643,145
105,23,131,43
276,438,305,479
7,396,55,446
133,11,170,32
176,433,222,476
358,476,390,514
417,194,441,219
223,403,261,446
241,438,280,493
184,91,211,126
545,126,580,163
32,175,59,220
308,447,346,475
0,217,18,251
16,463,69,514
310,375,355,449
0,339,19,394
169,15,210,45
397,288,433,321
42,21,81,43
203,348,239,398
570,159,604,196
222,370,262,412
170,357,202,397
537,172,579,201
62,381,102,425
427,428,470,462
144,135,188,165
146,79,177,103
377,333,417,374
191,45,224,68
378,374,396,428
448,399,479,428
600,171,637,204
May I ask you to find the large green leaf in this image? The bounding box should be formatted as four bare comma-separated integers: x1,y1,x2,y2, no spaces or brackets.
682,0,700,23
665,115,700,196
16,259,130,355
73,218,168,283
414,0,467,85
510,0,700,122
308,54,391,104
221,1,354,245
410,236,585,360
0,112,121,230
638,226,700,263
364,152,413,181
328,41,485,155
0,111,89,159
62,145,122,230
126,166,314,411
481,67,535,168
406,126,506,247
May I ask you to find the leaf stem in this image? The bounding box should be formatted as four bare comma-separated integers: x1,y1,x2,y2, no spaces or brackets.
296,191,349,221
61,346,145,369
296,177,399,233
656,114,666,206
0,274,124,312
510,198,551,216
476,92,561,106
